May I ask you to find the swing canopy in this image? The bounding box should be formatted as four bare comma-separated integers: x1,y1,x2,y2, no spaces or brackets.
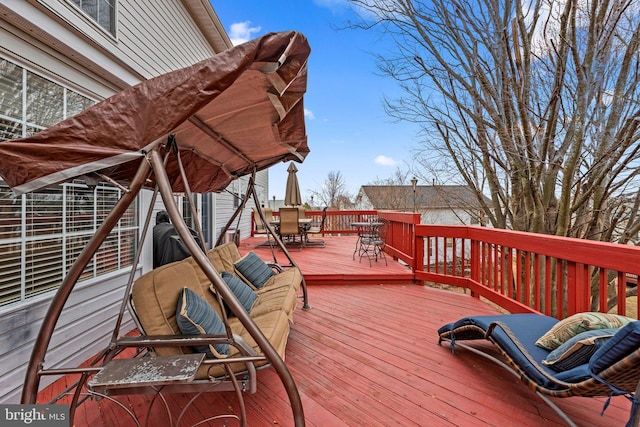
0,31,310,195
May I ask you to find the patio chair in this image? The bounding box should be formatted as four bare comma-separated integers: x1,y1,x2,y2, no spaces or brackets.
356,218,387,267
253,207,274,248
305,207,327,247
297,206,306,220
278,207,304,250
437,313,640,427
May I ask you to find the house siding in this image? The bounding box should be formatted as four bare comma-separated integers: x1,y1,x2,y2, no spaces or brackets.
116,1,219,77
0,0,235,403
0,269,140,402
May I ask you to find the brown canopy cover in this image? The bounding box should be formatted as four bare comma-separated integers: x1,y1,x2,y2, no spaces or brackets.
0,31,310,194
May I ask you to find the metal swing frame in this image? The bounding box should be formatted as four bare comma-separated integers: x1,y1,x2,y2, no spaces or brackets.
20,141,308,426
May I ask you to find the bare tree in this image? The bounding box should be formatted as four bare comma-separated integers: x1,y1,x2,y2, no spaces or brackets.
348,0,640,309
309,170,352,209
348,0,640,238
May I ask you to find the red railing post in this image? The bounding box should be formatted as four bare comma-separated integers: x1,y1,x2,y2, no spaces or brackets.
470,238,480,299
414,220,424,282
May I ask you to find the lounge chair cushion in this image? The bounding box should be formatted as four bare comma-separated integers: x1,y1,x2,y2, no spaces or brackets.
219,271,258,314
542,329,617,371
535,312,634,350
590,321,640,373
438,314,564,389
234,252,275,288
552,364,593,382
176,287,229,358
555,321,640,382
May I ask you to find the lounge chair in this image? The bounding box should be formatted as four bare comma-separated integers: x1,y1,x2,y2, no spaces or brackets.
437,313,640,427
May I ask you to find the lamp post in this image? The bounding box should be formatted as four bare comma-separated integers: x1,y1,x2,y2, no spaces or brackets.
411,177,418,213
272,195,276,210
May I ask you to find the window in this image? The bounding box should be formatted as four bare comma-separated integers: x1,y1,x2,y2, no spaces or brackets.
69,0,116,35
0,57,138,307
0,58,94,141
0,183,138,306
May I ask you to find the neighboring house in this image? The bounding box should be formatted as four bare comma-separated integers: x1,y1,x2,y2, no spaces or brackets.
356,184,488,224
0,0,265,403
355,184,490,265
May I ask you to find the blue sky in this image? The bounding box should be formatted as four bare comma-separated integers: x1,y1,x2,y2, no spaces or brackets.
213,0,419,203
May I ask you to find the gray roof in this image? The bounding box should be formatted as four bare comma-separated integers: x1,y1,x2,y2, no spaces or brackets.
360,185,489,210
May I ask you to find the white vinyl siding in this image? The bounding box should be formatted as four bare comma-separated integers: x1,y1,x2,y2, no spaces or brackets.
117,1,216,75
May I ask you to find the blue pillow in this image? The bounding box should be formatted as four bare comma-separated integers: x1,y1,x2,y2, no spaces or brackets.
176,287,229,358
220,271,258,313
234,252,274,288
590,321,640,373
542,329,616,371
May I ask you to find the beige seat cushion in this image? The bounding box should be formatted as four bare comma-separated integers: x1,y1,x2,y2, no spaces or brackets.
132,261,221,357
208,242,243,272
131,242,295,380
262,267,302,293
252,286,297,319
196,309,290,379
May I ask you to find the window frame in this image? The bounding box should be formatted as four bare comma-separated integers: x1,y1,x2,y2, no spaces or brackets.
67,0,117,37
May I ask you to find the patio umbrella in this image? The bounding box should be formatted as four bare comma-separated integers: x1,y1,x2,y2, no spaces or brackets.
284,162,302,206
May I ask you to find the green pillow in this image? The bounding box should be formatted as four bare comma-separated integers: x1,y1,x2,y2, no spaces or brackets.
535,312,634,350
176,287,229,358
219,271,258,314
542,328,617,371
234,252,274,288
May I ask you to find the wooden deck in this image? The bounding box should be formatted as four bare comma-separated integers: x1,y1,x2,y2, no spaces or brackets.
239,235,415,286
40,237,632,426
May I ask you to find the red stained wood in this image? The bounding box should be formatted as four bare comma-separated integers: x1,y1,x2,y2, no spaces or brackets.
239,236,415,286
39,238,632,426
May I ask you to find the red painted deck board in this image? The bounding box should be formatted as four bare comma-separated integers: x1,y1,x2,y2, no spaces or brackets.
239,236,415,285
39,238,632,426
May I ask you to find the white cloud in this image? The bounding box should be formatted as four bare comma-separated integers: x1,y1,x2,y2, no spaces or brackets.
304,108,315,120
374,155,397,166
228,21,261,45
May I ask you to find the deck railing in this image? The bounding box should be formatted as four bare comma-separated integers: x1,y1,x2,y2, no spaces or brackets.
410,221,640,319
255,209,378,236
256,208,639,320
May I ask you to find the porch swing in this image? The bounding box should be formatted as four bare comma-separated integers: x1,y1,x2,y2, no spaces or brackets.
0,31,311,426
